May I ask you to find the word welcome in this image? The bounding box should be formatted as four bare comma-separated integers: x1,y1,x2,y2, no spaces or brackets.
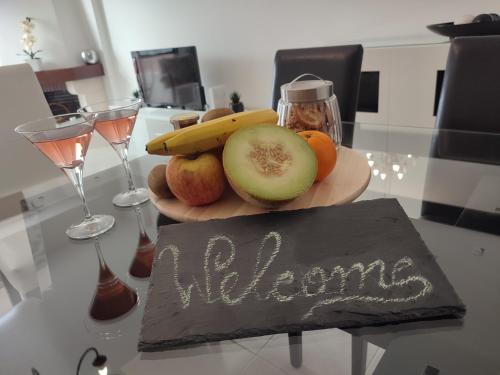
158,231,433,319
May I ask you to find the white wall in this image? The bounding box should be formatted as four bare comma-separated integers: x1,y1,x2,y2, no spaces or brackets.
95,0,499,108
0,0,95,69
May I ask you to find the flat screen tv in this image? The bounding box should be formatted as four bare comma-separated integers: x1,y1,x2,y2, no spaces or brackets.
131,46,205,110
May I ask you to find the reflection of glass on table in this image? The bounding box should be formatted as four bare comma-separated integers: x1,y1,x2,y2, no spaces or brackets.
129,206,156,278
90,237,138,321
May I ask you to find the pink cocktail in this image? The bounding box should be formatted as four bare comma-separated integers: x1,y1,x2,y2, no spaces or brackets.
80,99,148,207
15,114,115,239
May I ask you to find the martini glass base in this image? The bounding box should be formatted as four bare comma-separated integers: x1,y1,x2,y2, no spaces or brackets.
112,187,150,207
66,214,115,240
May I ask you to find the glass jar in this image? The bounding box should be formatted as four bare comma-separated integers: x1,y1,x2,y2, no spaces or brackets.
170,112,199,130
277,74,342,148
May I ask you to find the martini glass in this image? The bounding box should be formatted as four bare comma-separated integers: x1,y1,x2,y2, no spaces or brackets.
15,113,115,239
79,98,149,207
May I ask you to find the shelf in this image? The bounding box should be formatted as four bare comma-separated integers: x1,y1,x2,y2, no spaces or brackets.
35,63,105,92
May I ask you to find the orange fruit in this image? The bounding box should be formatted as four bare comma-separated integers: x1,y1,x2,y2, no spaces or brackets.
298,130,337,182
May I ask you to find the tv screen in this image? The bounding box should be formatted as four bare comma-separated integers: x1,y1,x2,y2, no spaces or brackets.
131,46,205,110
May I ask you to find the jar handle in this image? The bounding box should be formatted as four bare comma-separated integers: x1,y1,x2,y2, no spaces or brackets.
289,73,326,84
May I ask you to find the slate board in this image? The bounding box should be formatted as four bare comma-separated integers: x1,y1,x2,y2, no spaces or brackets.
139,198,465,351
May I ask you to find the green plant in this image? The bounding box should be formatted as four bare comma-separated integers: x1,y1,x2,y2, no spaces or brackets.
18,17,42,59
230,91,241,104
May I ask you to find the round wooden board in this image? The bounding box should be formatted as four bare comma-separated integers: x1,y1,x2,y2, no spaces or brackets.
151,147,371,222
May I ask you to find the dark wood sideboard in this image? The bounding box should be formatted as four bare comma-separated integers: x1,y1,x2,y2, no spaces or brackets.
34,63,105,115
35,63,105,92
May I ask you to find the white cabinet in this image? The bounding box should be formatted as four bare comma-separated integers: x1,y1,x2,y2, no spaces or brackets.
357,43,450,128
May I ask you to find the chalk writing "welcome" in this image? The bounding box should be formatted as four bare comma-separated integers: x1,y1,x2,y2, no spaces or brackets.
158,231,433,320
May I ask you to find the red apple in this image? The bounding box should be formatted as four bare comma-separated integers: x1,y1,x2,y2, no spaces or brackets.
166,153,226,206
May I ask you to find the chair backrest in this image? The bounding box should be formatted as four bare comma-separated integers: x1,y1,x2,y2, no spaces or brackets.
422,36,500,225
271,45,363,123
436,35,500,133
429,36,500,164
0,64,59,198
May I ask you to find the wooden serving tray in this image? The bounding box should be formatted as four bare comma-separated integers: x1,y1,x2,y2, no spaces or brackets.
151,147,371,222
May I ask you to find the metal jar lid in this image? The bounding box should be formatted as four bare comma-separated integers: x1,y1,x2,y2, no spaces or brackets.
281,74,334,103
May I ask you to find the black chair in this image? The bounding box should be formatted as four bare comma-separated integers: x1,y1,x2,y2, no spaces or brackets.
271,45,363,147
431,35,500,164
436,35,500,134
421,36,500,234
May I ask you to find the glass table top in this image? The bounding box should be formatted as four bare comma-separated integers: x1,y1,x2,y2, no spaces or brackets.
0,113,499,374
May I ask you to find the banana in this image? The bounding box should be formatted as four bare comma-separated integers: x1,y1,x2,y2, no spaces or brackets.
146,109,278,155
145,123,193,153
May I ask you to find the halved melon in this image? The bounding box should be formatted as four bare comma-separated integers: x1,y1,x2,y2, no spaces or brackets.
223,125,317,208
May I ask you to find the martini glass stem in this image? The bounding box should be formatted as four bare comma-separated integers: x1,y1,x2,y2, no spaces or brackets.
129,206,156,278
135,206,147,237
62,163,92,220
94,238,107,273
113,142,136,192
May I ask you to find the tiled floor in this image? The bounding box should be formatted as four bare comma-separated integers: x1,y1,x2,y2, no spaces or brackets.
234,335,273,354
257,330,352,374
241,355,289,375
122,329,385,375
122,341,256,374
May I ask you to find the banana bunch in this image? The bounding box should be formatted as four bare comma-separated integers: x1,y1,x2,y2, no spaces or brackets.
146,109,278,155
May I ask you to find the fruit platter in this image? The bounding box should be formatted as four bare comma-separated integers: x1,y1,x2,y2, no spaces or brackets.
146,109,370,222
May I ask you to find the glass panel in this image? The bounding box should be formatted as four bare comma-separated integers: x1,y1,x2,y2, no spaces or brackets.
2,115,499,374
